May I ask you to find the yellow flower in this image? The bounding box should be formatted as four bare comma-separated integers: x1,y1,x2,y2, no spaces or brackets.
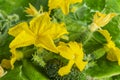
9,12,68,53
24,3,40,16
48,0,82,15
90,12,116,32
57,42,87,76
98,30,120,65
1,49,23,69
0,66,7,78
7,12,68,69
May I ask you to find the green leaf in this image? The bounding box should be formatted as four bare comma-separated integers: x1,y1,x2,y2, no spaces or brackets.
74,5,94,25
67,24,87,41
105,0,120,13
86,56,120,79
1,60,48,80
0,62,28,80
22,60,48,80
83,31,106,54
0,35,13,61
84,0,105,11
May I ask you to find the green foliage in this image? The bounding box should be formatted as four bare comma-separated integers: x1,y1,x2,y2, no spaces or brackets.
74,5,93,25
83,31,106,54
0,10,19,46
0,0,27,20
84,16,120,79
0,35,12,61
1,60,48,80
105,0,120,13
0,63,28,80
0,11,19,61
84,0,105,11
86,56,120,79
22,60,48,80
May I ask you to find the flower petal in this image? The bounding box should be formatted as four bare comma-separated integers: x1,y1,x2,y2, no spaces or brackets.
75,57,88,71
48,0,82,15
107,47,120,65
71,0,82,4
106,48,117,61
1,49,24,69
8,22,26,37
48,0,62,13
98,30,112,42
58,60,74,76
46,23,68,39
93,12,116,27
9,31,34,49
29,12,50,35
90,12,116,32
60,1,70,15
115,48,120,65
57,42,74,59
68,42,84,58
35,35,58,53
9,22,34,37
10,49,23,69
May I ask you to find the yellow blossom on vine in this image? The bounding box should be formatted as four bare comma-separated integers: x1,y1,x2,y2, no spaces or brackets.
57,42,87,76
1,49,23,69
98,30,120,65
48,0,82,15
25,3,40,16
7,12,68,69
9,12,68,53
90,12,116,32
